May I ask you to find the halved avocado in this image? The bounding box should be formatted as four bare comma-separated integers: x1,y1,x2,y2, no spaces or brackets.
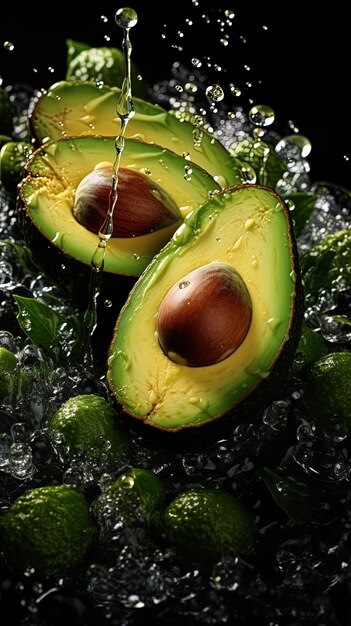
18,135,220,280
107,185,303,431
31,81,242,188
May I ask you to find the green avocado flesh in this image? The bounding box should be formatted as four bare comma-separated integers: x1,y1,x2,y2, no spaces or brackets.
108,185,302,431
19,135,220,276
31,81,241,188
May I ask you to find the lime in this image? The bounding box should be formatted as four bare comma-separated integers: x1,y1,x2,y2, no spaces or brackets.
0,141,33,193
0,485,97,576
0,88,14,135
157,488,255,566
305,352,351,428
290,326,328,376
47,394,126,464
93,467,166,527
65,42,147,98
0,346,26,403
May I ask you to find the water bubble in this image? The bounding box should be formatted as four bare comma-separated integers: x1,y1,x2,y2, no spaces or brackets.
320,314,351,343
104,299,113,308
9,442,33,478
248,104,275,127
191,57,202,68
206,84,225,103
220,38,229,47
115,7,138,29
48,67,54,73
229,83,241,97
276,134,312,160
225,9,235,19
104,35,111,42
3,41,14,51
100,15,108,23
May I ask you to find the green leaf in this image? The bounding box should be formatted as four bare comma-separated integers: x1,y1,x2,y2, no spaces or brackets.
283,191,319,237
229,138,287,188
0,239,40,275
13,295,63,350
260,467,315,525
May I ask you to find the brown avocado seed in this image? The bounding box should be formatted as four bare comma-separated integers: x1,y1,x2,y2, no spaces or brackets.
156,263,252,367
73,166,180,238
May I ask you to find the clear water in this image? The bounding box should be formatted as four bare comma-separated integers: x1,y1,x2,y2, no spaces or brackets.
0,8,351,626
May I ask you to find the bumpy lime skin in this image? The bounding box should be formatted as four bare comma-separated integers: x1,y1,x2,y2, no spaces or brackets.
0,346,26,404
47,394,126,464
158,488,255,567
93,467,166,527
0,485,97,576
306,352,351,428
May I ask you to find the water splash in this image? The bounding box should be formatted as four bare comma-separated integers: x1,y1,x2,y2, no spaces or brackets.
84,8,138,336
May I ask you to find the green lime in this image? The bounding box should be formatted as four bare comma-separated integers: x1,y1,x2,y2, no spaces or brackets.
0,88,14,136
0,141,33,193
93,467,166,527
65,43,147,98
47,394,126,464
157,488,255,566
290,326,328,376
0,346,26,403
305,352,351,428
0,485,97,576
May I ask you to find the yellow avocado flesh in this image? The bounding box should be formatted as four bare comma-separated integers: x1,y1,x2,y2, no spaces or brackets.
20,135,221,276
108,185,299,430
31,81,241,188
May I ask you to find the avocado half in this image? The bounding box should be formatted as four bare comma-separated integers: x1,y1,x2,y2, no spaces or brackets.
107,185,303,431
18,135,221,279
31,81,242,188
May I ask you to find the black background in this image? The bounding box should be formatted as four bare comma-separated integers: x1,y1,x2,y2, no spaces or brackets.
1,0,349,188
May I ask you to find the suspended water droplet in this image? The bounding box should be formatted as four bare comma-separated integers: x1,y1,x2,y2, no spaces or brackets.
104,299,113,309
229,83,241,97
101,15,108,22
220,38,229,47
48,66,54,73
115,7,138,29
191,57,202,68
225,9,235,19
248,104,275,127
206,84,225,103
275,134,312,160
185,82,198,93
104,35,111,42
3,41,14,51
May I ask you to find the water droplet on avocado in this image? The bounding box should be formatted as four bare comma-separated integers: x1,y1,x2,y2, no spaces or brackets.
179,281,190,289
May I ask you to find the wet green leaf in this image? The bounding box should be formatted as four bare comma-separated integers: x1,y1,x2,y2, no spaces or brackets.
283,191,319,237
13,295,63,350
229,138,287,188
260,467,315,525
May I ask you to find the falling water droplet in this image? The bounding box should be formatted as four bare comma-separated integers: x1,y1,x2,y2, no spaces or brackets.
275,134,312,159
248,104,275,127
206,84,225,103
191,57,202,68
115,7,138,29
3,41,14,51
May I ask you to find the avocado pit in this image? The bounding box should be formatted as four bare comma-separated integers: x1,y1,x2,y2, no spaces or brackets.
73,166,180,237
156,262,253,367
